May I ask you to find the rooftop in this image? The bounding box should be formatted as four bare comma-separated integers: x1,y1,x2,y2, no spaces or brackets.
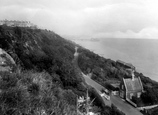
124,77,143,91
116,60,135,69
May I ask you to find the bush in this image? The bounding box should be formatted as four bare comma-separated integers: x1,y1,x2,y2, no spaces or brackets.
62,90,76,105
0,70,79,115
0,72,18,90
111,104,125,115
88,87,106,110
28,83,39,96
132,96,143,107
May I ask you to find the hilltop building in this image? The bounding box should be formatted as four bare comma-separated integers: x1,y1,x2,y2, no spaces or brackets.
0,19,37,29
119,69,143,102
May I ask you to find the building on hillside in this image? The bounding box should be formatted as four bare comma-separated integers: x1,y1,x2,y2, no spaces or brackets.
0,20,37,29
119,69,143,100
116,60,135,70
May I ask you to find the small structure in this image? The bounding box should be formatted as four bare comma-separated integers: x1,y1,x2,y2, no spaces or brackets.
116,60,135,70
119,69,143,101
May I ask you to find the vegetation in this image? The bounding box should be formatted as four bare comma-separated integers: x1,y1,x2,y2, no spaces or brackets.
0,71,77,115
0,25,85,115
130,72,158,107
78,47,128,92
0,25,126,115
141,106,158,115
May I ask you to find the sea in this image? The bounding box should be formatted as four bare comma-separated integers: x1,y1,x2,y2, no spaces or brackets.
73,38,158,82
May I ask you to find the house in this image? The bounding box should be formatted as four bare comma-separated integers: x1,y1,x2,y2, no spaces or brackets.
119,69,143,100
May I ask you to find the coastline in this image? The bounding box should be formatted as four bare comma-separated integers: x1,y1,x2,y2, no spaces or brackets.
73,38,158,82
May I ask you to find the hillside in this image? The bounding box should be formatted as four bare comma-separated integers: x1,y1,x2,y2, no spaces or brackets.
1,23,158,115
0,24,158,115
0,25,85,115
0,25,128,115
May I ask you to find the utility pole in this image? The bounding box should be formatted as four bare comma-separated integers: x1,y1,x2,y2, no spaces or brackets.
86,89,96,115
76,95,78,115
86,89,89,115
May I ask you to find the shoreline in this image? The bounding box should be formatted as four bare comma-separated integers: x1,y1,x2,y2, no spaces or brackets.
73,39,158,82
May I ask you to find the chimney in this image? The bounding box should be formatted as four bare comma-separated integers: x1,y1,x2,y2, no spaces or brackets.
75,47,78,53
131,69,135,81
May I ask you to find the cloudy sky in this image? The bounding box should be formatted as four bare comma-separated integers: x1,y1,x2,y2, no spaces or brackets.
1,0,158,39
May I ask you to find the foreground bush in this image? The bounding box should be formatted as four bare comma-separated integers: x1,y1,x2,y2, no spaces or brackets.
0,71,77,115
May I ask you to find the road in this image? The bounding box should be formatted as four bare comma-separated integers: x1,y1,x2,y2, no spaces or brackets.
82,73,111,106
73,47,143,115
111,95,143,115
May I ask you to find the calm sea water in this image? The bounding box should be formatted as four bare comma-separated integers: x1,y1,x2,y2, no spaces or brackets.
74,38,158,82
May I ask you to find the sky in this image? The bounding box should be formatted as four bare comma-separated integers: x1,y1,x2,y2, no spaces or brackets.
1,0,158,39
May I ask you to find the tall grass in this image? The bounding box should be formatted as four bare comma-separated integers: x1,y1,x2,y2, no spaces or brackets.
0,71,77,115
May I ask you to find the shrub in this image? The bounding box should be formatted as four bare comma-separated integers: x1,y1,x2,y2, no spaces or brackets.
0,70,79,115
0,72,18,90
28,83,39,96
62,90,76,105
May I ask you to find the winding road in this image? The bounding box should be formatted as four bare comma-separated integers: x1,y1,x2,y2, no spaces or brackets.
73,46,143,115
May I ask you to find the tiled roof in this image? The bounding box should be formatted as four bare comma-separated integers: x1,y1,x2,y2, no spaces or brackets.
124,77,142,91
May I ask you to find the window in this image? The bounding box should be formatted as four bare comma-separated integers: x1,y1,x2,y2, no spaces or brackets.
137,92,141,98
122,85,124,90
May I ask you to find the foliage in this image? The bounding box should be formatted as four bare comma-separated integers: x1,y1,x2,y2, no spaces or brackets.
134,72,158,105
78,48,129,89
132,96,143,107
0,71,77,115
110,104,125,115
0,25,83,92
100,104,125,115
0,25,86,114
141,107,158,115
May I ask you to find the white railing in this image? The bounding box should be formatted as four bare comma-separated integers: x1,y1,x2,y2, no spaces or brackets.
137,104,158,110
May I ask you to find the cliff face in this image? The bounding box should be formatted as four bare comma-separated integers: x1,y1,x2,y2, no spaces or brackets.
0,48,15,72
